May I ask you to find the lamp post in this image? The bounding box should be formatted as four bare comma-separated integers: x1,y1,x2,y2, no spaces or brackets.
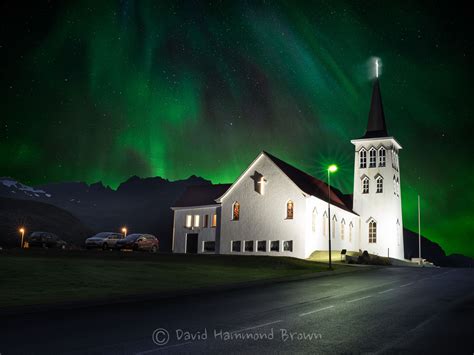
19,227,25,248
327,164,338,270
121,227,128,238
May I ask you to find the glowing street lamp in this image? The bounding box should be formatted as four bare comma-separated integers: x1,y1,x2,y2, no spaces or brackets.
327,164,338,269
121,227,128,238
19,227,25,248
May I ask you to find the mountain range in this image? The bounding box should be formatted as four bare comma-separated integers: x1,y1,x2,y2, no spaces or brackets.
0,176,472,267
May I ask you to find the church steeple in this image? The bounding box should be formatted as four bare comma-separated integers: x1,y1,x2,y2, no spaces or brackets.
363,78,388,138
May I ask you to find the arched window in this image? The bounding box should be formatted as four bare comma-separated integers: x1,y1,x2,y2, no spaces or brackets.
349,221,353,242
369,148,377,168
397,219,401,246
232,202,240,220
331,215,337,239
323,211,328,237
286,200,294,219
379,147,386,167
311,208,317,233
376,176,383,193
368,219,377,243
341,219,345,240
359,149,367,168
362,177,370,194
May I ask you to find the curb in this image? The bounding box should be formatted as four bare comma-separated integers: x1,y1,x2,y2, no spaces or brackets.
0,265,377,317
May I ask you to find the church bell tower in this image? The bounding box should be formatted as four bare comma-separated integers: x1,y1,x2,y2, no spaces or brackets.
351,72,404,260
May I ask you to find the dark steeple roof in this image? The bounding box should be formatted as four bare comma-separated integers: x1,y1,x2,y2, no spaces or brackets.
363,79,388,138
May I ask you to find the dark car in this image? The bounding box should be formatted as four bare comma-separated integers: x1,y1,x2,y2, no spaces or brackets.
115,234,159,252
85,232,123,250
27,232,67,249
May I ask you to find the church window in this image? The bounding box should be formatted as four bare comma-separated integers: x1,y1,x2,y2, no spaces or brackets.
323,211,328,237
368,220,377,243
349,222,353,242
341,219,345,240
312,207,317,233
232,241,241,252
185,215,192,228
359,149,367,168
331,215,337,239
211,214,217,227
244,240,254,252
369,148,377,168
283,241,293,252
232,202,240,220
193,215,200,227
362,177,370,194
270,240,280,252
379,147,386,167
257,176,266,195
376,176,383,193
286,200,294,219
257,241,267,252
204,215,209,228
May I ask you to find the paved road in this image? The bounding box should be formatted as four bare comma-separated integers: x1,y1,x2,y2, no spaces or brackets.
1,267,473,354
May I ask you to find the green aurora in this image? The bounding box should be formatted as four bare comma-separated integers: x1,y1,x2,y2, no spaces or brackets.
1,1,472,257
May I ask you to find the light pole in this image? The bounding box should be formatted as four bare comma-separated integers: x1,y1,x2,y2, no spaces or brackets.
19,227,25,248
121,227,128,238
327,164,338,270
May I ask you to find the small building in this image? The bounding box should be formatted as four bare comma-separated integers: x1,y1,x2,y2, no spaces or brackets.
171,78,405,260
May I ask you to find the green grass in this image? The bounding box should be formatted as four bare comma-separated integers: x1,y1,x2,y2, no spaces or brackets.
0,250,338,309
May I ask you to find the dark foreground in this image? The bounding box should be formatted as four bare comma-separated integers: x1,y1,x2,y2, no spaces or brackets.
1,266,473,354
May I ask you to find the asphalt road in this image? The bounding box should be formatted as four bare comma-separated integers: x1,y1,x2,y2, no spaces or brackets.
1,266,473,354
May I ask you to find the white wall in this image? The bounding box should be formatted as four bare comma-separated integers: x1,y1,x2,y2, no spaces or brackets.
352,137,405,259
219,154,307,258
172,206,220,254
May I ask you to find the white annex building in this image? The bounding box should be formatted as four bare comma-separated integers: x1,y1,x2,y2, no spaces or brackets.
172,78,405,260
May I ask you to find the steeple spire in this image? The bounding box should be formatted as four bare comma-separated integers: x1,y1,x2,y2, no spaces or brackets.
363,78,388,138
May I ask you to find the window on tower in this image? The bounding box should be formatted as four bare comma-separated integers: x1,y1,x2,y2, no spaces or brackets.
286,200,294,219
376,176,383,193
379,147,386,167
341,219,345,240
359,149,367,168
368,220,377,243
369,148,377,168
362,177,370,194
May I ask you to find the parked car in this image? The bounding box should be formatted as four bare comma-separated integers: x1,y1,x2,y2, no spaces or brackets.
27,232,67,249
115,234,159,252
85,232,124,250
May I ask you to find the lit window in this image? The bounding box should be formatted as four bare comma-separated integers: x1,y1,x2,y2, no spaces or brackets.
257,176,266,195
244,240,254,252
369,148,377,168
193,215,200,227
185,215,192,228
257,241,267,252
311,208,317,233
286,200,294,219
362,177,370,194
379,147,386,167
270,241,279,252
369,220,377,243
232,241,241,252
376,176,383,193
203,241,215,252
360,149,367,168
283,241,293,252
341,219,345,240
232,202,240,220
211,214,217,227
204,215,209,228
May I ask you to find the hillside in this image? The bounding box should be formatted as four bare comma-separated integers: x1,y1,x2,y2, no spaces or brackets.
0,197,92,247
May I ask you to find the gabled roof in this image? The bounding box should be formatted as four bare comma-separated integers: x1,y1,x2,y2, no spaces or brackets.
362,79,388,139
173,184,232,208
263,152,355,213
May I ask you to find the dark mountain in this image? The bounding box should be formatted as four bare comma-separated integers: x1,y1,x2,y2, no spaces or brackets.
0,175,212,251
404,228,474,267
0,197,92,247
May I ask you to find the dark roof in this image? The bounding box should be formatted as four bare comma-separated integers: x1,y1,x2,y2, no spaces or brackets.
263,152,355,213
173,184,232,207
362,79,388,139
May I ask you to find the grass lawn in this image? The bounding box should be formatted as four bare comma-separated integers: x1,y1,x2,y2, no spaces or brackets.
0,250,340,309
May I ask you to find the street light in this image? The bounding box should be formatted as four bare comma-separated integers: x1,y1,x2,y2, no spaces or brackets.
327,164,338,269
19,227,25,248
121,227,127,238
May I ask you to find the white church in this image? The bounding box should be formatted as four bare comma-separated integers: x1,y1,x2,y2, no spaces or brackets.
171,77,405,260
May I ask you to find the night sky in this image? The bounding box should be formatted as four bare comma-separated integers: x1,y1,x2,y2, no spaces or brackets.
1,1,472,257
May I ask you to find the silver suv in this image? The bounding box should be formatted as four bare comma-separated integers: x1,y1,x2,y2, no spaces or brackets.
85,232,124,250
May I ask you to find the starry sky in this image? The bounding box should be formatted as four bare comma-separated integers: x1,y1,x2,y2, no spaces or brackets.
1,1,472,257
